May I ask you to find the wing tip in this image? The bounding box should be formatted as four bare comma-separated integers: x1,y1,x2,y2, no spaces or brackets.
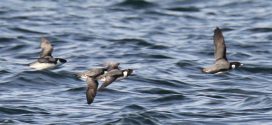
213,26,224,41
214,27,222,33
98,84,106,91
41,37,49,43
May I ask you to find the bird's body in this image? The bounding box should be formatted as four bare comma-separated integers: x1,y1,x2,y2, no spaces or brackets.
76,67,106,80
29,60,62,70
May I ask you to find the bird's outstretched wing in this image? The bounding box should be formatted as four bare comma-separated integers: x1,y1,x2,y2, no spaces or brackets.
86,77,98,105
213,27,227,61
40,37,53,58
104,61,120,71
99,76,117,90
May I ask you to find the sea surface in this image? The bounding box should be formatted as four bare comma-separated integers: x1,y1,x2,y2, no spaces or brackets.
1,0,272,124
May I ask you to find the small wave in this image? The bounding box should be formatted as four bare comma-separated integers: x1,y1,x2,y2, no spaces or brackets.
0,119,16,124
135,77,182,88
200,88,265,95
0,106,49,115
112,112,159,125
0,37,18,43
175,60,197,67
241,66,272,74
248,27,272,33
151,94,186,102
166,7,200,12
120,104,146,112
239,96,272,109
197,94,226,99
111,38,153,46
109,38,169,50
0,70,74,88
0,69,10,74
146,54,173,59
0,107,34,114
11,27,47,35
137,88,180,95
8,44,28,51
114,0,156,9
65,87,85,92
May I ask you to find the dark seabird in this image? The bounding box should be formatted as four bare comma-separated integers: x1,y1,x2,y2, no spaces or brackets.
29,38,67,70
86,76,99,105
99,69,133,90
76,67,107,80
76,62,120,81
202,27,243,73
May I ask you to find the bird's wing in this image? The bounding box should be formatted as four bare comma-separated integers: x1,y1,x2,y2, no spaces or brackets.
213,27,227,61
40,37,53,58
99,76,117,90
86,78,98,105
104,61,120,71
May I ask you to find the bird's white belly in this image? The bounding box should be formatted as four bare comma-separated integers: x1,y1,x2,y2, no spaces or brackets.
29,62,57,70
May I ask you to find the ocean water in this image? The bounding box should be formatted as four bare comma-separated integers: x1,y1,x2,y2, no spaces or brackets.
1,0,272,124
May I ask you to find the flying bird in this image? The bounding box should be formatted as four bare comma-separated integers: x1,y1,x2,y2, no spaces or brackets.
99,69,133,90
29,38,67,70
202,27,242,73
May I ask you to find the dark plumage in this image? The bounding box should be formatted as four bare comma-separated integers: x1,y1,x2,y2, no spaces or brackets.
99,69,133,90
86,76,99,105
104,62,120,71
76,62,120,81
29,38,67,70
202,27,242,73
84,67,108,105
76,67,107,80
40,37,53,58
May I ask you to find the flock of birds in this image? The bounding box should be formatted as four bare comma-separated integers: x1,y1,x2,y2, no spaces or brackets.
28,27,243,105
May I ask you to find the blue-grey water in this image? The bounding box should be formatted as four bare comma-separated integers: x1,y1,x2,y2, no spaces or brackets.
1,0,272,124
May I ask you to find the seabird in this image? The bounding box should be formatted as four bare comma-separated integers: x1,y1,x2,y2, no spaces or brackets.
29,38,67,70
76,62,120,81
202,27,242,73
99,69,133,90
